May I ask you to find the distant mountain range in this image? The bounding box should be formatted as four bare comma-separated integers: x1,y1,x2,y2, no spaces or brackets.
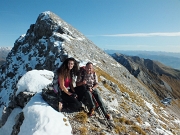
111,53,180,100
105,50,180,70
0,47,11,66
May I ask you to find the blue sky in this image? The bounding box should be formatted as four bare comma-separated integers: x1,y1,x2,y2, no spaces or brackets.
0,0,180,52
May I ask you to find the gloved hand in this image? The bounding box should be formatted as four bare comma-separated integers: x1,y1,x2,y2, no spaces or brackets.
71,93,77,98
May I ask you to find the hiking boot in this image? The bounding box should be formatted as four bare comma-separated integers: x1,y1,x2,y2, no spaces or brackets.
105,114,110,120
88,108,95,116
80,102,89,113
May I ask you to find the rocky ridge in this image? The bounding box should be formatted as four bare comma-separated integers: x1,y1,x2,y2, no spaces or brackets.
0,11,180,134
105,50,180,70
111,53,180,99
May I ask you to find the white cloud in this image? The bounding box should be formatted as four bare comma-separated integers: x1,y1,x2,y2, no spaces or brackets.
87,32,180,37
101,44,180,53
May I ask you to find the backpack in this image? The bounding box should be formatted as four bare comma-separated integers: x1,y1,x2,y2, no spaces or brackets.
42,83,60,111
79,66,86,81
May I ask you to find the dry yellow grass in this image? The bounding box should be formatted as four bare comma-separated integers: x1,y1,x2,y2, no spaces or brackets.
63,118,67,122
113,117,134,125
136,116,143,124
120,102,131,113
125,119,134,125
98,86,103,91
74,111,87,124
114,125,127,134
113,117,126,123
175,99,180,108
129,132,138,135
103,83,116,93
131,125,146,135
90,126,99,132
161,124,167,130
78,127,88,135
99,132,106,135
159,115,169,125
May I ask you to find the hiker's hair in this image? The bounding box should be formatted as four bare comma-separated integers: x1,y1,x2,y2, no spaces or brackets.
57,57,78,79
86,62,93,66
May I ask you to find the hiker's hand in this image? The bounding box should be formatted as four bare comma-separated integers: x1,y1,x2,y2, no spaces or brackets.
71,89,75,92
89,87,93,92
82,80,87,85
71,93,77,98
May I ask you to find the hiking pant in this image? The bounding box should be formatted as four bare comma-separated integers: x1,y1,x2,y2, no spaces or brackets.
74,85,87,101
84,88,107,115
61,90,82,111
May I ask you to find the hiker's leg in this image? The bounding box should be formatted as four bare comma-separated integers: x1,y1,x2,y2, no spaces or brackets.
85,91,95,110
61,91,69,108
58,102,63,112
61,91,82,111
57,90,63,111
92,89,107,115
74,85,87,101
70,97,82,111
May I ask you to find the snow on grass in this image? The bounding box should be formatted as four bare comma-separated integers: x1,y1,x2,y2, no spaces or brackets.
105,96,119,107
156,127,173,135
142,121,151,129
144,101,159,118
173,119,180,127
111,63,121,67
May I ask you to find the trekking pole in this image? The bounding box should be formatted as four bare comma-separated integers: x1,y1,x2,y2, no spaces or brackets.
90,91,112,129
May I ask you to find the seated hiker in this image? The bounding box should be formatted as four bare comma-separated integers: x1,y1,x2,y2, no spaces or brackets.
57,57,83,111
76,62,110,119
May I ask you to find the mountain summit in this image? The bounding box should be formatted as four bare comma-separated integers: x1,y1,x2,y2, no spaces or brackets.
0,11,180,134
